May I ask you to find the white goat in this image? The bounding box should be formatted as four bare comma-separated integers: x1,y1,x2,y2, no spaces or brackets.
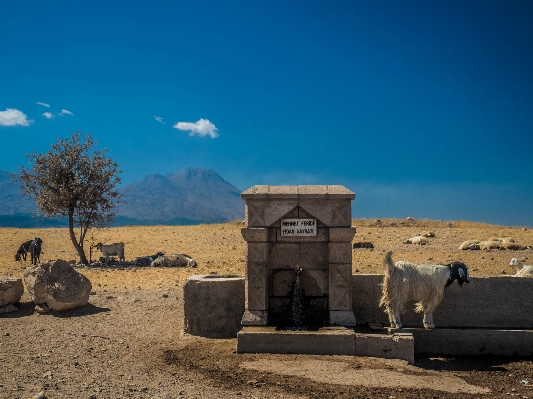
379,251,470,329
509,258,533,278
96,242,125,263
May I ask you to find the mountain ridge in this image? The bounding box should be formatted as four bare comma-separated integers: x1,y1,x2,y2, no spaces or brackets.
0,168,244,227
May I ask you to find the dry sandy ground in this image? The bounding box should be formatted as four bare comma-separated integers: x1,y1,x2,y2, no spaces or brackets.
1,219,533,398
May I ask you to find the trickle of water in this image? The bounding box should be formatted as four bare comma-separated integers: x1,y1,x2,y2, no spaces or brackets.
287,267,308,331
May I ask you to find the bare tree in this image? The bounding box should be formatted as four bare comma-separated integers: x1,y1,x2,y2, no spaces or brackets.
15,132,122,264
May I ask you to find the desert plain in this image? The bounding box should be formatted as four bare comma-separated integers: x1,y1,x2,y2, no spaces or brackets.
1,219,532,399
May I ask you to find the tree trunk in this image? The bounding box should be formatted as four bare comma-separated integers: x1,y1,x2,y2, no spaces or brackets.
68,211,88,264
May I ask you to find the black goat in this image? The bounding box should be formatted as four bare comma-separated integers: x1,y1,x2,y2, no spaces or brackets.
15,239,33,261
132,252,165,267
29,237,43,265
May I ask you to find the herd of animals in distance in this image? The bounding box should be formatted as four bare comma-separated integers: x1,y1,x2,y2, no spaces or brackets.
9,219,533,330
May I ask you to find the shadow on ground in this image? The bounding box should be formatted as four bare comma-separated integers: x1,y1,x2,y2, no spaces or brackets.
0,301,110,319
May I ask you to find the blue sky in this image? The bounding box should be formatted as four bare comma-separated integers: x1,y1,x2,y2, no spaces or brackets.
1,0,532,226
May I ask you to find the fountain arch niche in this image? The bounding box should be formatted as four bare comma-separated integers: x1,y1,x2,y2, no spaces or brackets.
240,185,357,328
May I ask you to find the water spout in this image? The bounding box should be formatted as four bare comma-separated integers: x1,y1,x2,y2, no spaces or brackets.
286,265,308,331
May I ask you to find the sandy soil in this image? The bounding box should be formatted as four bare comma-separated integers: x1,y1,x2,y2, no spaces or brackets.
1,219,533,398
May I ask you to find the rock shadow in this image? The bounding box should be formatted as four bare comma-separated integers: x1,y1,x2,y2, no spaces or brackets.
0,301,110,319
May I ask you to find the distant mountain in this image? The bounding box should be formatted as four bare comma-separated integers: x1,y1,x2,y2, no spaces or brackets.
117,168,244,225
0,168,244,227
0,170,67,227
0,170,38,215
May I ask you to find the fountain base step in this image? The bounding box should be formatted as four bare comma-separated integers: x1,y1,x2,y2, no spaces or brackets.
237,326,414,364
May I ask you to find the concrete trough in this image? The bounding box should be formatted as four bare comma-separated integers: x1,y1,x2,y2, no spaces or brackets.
410,328,533,356
237,326,415,364
185,274,533,359
237,326,356,356
184,274,245,338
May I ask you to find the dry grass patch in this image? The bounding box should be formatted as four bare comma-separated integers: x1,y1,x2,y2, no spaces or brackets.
1,219,532,291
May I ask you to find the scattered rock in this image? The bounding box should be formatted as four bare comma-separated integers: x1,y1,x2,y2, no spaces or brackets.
0,276,24,307
353,242,374,249
24,259,92,311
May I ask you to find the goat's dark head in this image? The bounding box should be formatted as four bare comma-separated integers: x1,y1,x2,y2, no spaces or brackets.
446,262,470,287
15,253,21,261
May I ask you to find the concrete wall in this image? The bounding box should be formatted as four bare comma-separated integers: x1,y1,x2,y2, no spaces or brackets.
353,275,533,329
184,274,533,338
184,275,245,338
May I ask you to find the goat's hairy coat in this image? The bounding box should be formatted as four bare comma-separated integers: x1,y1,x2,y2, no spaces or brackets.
379,251,469,329
379,257,450,315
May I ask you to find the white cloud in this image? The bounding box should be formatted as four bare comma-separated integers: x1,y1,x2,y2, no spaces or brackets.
154,116,165,124
43,112,54,119
60,109,74,115
36,102,50,108
0,108,34,127
173,118,219,138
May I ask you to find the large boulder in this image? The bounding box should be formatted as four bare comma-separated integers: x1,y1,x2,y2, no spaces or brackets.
23,259,92,311
0,277,24,307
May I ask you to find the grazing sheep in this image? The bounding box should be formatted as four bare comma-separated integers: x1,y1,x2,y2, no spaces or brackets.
479,240,504,251
379,251,470,329
509,258,533,278
28,237,43,265
96,242,125,264
151,254,197,268
458,240,480,250
499,237,515,243
15,239,33,261
502,242,528,250
403,236,429,245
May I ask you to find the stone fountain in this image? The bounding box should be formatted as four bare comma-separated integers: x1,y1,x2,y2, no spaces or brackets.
237,185,362,355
